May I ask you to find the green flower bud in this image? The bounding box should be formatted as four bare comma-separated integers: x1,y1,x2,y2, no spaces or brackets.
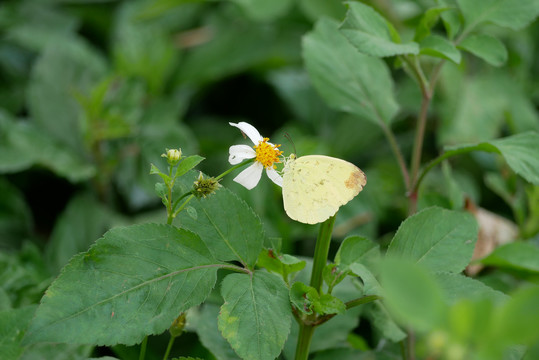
161,148,182,166
193,172,221,198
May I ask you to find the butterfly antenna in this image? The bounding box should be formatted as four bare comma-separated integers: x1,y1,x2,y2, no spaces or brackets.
284,133,296,155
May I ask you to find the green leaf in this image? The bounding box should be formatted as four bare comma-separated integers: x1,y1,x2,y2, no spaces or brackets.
315,294,346,315
24,224,220,346
230,0,293,21
340,2,419,57
303,18,399,126
349,263,382,297
480,242,539,273
0,306,37,360
219,272,292,360
257,249,305,282
496,286,539,345
438,0,462,39
443,132,539,185
177,187,264,269
380,259,446,331
45,194,116,274
387,207,478,273
190,305,240,360
435,272,508,304
335,236,379,267
415,6,452,41
27,36,107,151
458,34,507,66
290,282,318,315
175,155,205,178
420,35,461,63
456,0,539,31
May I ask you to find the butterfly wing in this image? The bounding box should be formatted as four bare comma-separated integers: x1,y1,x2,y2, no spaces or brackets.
282,155,366,224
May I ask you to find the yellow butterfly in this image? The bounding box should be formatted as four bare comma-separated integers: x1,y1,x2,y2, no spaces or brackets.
282,155,367,224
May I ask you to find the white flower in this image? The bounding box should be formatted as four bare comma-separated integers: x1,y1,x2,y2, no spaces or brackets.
228,122,283,189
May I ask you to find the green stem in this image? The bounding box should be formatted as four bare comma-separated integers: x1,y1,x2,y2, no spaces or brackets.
215,159,255,180
295,324,315,360
294,216,336,360
162,335,175,360
139,336,148,360
380,122,410,188
310,215,336,292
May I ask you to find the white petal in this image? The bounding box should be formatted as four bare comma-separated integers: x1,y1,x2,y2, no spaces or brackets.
229,145,256,164
229,122,263,145
266,167,283,187
233,162,263,190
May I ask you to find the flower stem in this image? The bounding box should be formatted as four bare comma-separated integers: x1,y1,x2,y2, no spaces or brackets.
162,335,175,360
215,159,254,180
294,215,336,360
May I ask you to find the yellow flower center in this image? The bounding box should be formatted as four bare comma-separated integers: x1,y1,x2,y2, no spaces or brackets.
254,138,283,168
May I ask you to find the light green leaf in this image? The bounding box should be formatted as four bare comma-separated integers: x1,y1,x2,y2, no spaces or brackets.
456,0,539,31
415,6,452,41
480,242,539,273
219,272,291,360
230,0,293,21
349,263,382,297
175,155,205,178
420,35,461,63
438,0,461,39
335,236,379,267
387,207,478,273
290,282,318,315
24,224,220,346
315,294,346,315
496,286,539,345
0,306,37,360
443,132,539,185
458,34,507,66
435,272,508,304
257,249,305,281
178,187,264,268
340,2,419,57
380,259,446,332
303,18,399,126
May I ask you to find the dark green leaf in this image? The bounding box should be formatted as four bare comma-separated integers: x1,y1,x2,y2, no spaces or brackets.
335,236,379,267
25,224,220,345
340,2,419,57
303,18,399,126
219,272,292,360
459,34,507,66
387,207,478,273
0,305,37,360
420,35,461,63
177,187,264,268
257,249,305,281
290,282,318,315
314,294,346,315
456,0,539,31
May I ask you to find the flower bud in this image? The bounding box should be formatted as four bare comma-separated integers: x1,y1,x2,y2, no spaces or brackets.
161,148,182,165
193,172,221,198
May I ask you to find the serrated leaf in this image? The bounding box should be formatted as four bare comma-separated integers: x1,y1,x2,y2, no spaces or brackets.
290,282,318,315
177,187,264,268
387,207,478,273
340,2,419,57
219,272,292,360
458,34,507,66
420,35,461,63
444,132,539,185
24,224,220,346
480,242,539,273
303,18,399,126
175,155,205,178
456,0,539,31
258,249,305,281
314,294,346,315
